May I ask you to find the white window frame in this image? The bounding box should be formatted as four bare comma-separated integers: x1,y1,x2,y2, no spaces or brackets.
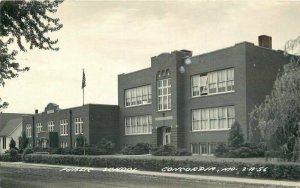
157,78,171,111
125,115,152,135
26,124,32,138
196,143,218,156
125,85,152,107
60,119,68,136
191,68,234,97
47,121,54,132
36,123,42,136
42,140,47,148
75,117,83,135
192,106,235,131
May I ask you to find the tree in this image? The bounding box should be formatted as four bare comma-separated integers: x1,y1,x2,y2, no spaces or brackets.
76,134,86,147
228,121,244,148
250,36,300,161
9,138,16,149
0,0,63,110
19,131,28,149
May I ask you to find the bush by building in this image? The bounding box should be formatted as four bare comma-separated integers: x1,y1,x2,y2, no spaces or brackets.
215,142,266,158
22,148,34,160
9,139,17,149
121,143,151,155
9,148,19,162
151,145,177,156
95,138,115,154
175,148,192,156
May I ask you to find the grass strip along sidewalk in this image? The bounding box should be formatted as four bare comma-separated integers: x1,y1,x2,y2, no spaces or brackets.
21,154,300,181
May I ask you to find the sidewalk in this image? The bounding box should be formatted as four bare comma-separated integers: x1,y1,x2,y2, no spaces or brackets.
1,161,299,187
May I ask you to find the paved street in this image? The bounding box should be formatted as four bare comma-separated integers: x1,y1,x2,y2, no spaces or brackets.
0,162,298,188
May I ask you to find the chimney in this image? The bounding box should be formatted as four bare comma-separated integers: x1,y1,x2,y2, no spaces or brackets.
258,35,272,49
35,109,38,114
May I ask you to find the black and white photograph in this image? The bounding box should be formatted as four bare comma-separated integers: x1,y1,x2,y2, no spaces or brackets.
0,0,300,187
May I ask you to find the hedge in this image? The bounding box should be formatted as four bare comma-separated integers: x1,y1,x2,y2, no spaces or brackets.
23,154,300,180
0,153,22,162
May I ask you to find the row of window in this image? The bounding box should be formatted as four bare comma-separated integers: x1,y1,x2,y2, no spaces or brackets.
125,85,152,107
125,115,152,135
192,106,235,131
25,117,84,138
191,68,234,97
124,68,234,111
191,143,220,155
123,105,234,135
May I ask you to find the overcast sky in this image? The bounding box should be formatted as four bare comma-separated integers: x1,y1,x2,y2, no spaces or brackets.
1,0,300,114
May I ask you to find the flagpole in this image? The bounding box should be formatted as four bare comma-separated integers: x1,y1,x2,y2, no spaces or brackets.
83,87,84,106
82,68,86,106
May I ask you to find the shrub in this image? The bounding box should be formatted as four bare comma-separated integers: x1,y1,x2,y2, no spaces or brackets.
215,142,266,158
19,131,28,149
9,139,16,149
175,148,192,156
23,154,300,180
228,121,244,148
151,145,176,156
9,148,19,162
215,143,229,157
76,134,86,147
96,138,115,154
22,148,33,160
33,146,48,152
0,154,11,161
121,143,151,155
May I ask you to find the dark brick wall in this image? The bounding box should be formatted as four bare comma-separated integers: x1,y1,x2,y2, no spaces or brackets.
89,104,119,146
118,68,154,149
245,45,290,139
183,43,247,148
22,104,118,149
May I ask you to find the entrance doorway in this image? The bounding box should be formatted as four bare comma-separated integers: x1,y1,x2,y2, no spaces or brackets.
162,127,171,145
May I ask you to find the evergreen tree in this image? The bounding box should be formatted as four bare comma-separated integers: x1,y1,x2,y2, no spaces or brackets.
19,131,28,149
228,121,244,148
9,138,16,149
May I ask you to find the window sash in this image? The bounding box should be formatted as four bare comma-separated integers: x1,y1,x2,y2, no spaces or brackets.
125,115,152,135
157,78,171,111
192,106,235,131
191,68,234,97
125,85,152,107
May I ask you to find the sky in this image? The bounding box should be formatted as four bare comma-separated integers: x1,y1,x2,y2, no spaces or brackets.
1,0,300,114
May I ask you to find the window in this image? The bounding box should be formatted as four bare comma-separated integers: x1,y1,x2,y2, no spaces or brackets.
36,123,42,136
200,143,208,155
191,68,234,97
192,106,235,131
75,117,83,135
125,115,152,135
47,121,54,132
61,142,68,148
60,119,68,136
3,137,6,149
26,124,32,138
157,78,171,111
125,85,152,107
42,140,47,148
191,143,218,155
191,143,199,154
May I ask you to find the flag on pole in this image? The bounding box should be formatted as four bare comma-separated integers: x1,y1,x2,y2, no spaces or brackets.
82,69,86,89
